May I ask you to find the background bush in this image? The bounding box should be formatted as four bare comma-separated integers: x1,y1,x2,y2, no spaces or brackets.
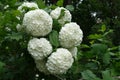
0,0,120,80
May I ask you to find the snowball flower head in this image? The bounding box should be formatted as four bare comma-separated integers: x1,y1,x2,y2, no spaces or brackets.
68,47,78,59
50,7,71,25
28,38,52,60
18,2,39,12
59,22,83,48
46,48,74,74
35,59,50,74
23,9,53,36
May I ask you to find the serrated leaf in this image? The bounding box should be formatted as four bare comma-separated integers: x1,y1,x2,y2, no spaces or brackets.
66,5,74,11
5,32,23,41
91,43,108,55
81,70,101,80
49,30,59,47
102,70,115,80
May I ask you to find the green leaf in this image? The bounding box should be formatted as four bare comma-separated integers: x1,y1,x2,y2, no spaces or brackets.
103,29,113,37
58,9,65,19
108,46,118,51
99,24,106,32
80,44,90,48
102,70,115,80
91,43,108,55
5,32,23,41
81,70,101,80
49,30,59,47
88,34,102,39
85,62,98,70
36,0,46,9
102,52,111,64
66,5,74,11
56,0,64,6
0,61,5,72
53,19,61,31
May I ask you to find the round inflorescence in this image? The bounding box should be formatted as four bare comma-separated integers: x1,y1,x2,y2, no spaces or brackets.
46,48,74,74
28,38,52,60
50,7,72,25
59,22,83,48
23,9,53,37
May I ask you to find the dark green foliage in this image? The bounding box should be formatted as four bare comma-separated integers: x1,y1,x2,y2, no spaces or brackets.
81,70,117,80
49,30,60,48
81,70,101,80
72,0,120,45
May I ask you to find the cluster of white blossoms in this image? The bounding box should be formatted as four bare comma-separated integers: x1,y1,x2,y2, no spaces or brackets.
46,48,74,74
59,22,83,48
18,2,39,12
50,7,72,25
28,38,52,60
23,9,53,36
17,2,83,75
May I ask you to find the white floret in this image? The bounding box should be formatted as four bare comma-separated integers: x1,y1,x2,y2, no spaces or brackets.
35,59,50,74
23,9,53,36
46,48,74,74
18,2,39,12
28,38,52,60
68,47,78,59
50,7,72,25
59,22,83,48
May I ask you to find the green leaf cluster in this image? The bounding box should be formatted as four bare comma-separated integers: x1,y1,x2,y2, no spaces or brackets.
82,70,117,80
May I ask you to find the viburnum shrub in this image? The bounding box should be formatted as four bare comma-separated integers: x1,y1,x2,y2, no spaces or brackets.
17,1,83,75
0,0,119,80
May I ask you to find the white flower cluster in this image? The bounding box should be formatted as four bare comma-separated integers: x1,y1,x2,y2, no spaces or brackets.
59,22,83,48
46,48,74,74
50,7,72,25
17,2,83,75
18,2,39,12
28,38,52,60
23,9,53,36
27,38,74,74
